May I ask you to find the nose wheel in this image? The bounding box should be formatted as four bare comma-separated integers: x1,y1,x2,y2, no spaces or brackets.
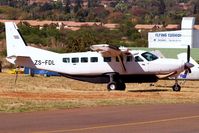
172,77,181,92
172,83,181,91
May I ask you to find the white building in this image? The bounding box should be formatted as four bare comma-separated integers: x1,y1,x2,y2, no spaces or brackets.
148,17,199,48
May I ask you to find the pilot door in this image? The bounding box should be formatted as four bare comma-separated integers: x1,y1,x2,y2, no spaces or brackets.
133,55,149,73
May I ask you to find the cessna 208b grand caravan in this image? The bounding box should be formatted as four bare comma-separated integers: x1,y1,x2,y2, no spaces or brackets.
5,22,194,91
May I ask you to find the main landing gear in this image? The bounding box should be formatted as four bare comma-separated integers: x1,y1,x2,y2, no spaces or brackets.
172,77,181,92
107,73,126,91
106,73,182,92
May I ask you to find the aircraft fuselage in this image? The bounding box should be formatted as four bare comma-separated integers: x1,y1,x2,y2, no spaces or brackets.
10,46,184,83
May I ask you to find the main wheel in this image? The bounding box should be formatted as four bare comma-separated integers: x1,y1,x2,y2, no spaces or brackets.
118,81,126,91
172,84,181,92
107,82,118,91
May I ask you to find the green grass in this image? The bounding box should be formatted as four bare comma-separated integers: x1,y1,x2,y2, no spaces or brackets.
0,98,179,113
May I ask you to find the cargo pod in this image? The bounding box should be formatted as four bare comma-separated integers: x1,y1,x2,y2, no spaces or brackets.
24,67,60,77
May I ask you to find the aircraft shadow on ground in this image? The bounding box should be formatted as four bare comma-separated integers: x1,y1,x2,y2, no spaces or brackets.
156,85,199,89
128,89,169,93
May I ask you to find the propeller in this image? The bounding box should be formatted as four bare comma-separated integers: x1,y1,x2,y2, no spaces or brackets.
187,45,190,63
183,45,194,77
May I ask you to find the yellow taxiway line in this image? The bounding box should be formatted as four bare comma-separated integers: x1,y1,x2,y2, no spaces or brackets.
34,115,199,133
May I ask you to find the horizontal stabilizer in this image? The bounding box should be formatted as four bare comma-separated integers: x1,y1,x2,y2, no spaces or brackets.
6,56,36,68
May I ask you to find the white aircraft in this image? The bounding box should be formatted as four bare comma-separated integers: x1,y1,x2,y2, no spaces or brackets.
4,22,194,91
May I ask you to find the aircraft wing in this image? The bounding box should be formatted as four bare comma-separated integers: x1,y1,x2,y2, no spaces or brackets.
90,44,130,56
90,44,131,72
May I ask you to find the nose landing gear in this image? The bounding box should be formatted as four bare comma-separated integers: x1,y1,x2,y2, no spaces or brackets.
172,84,181,91
172,77,181,92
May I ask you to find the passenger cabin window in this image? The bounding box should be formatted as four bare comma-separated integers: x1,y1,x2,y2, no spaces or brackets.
126,56,133,62
116,57,119,62
81,57,88,63
91,57,98,63
116,56,123,62
72,57,79,63
63,58,70,63
141,52,158,61
135,56,143,62
104,57,111,62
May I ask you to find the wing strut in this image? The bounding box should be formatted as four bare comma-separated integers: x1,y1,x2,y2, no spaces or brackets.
90,44,130,73
118,55,126,72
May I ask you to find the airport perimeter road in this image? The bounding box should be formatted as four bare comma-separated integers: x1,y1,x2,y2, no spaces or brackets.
0,104,199,133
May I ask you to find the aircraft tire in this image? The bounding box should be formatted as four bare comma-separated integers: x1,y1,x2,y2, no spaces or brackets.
107,82,118,91
118,81,126,91
172,84,181,92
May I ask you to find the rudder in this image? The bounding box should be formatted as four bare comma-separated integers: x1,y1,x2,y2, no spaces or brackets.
5,22,27,57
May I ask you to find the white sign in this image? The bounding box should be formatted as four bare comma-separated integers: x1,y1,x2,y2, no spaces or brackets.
148,30,192,48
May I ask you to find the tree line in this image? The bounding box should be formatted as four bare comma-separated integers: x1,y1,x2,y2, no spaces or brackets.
1,0,199,24
0,21,142,53
1,0,199,53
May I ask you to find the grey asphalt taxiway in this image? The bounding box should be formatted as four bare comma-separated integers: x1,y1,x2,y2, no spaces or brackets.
0,104,198,133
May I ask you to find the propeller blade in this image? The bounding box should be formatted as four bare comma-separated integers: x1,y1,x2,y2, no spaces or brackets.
183,68,191,79
183,69,190,79
184,70,188,74
187,45,190,63
188,68,191,73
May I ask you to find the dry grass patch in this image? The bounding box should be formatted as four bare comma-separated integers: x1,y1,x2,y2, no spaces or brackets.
0,73,199,112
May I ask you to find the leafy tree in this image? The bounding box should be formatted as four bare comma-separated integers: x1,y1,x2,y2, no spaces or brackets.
87,7,109,22
8,0,28,8
0,22,5,40
0,0,8,5
108,12,125,23
0,22,4,32
109,1,118,8
64,0,71,13
74,0,83,13
119,20,141,41
40,3,53,11
115,1,128,13
190,0,199,14
159,0,166,15
88,0,100,8
75,9,88,22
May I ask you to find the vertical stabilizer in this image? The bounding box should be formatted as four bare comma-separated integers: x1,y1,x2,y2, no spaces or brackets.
5,22,27,57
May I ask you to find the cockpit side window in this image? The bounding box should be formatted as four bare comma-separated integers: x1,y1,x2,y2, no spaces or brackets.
141,52,158,61
135,56,143,62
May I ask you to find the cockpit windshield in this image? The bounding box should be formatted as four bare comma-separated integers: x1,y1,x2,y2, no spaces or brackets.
141,52,158,61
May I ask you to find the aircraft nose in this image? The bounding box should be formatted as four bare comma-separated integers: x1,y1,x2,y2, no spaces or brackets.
184,62,194,73
168,59,184,71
